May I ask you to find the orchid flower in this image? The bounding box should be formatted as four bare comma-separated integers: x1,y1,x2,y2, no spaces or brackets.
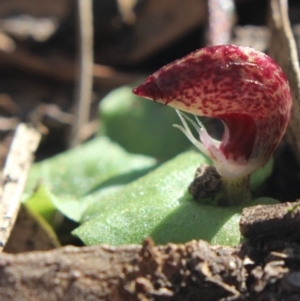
133,45,292,205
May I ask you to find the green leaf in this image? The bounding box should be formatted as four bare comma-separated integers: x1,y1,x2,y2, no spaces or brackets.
25,137,157,222
74,150,275,246
99,85,191,160
24,185,57,224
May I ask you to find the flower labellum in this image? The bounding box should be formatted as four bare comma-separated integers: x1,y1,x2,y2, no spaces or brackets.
133,45,292,204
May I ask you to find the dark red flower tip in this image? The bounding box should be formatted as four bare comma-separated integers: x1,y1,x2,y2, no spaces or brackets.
133,45,292,178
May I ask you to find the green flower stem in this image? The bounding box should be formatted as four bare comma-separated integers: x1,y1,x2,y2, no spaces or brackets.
221,175,251,205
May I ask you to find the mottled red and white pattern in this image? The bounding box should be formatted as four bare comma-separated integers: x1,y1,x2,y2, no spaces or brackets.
133,45,292,178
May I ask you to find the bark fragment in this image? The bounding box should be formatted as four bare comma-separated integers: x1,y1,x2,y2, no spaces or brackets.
188,164,221,200
0,238,299,300
240,201,300,242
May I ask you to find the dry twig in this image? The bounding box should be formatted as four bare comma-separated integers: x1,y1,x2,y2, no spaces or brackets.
0,124,41,252
206,0,236,46
0,49,138,87
69,0,94,147
268,0,300,166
